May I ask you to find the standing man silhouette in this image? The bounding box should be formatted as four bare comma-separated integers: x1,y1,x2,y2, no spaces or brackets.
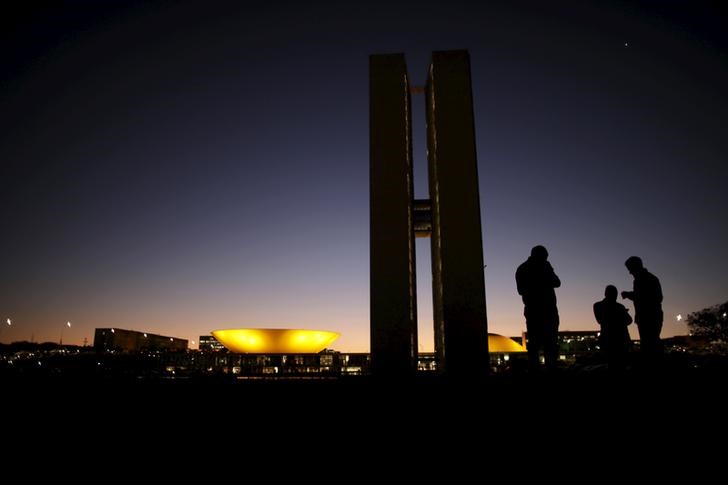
621,256,663,361
516,245,561,371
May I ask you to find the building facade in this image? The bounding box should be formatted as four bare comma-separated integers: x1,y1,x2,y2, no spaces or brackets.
93,328,188,352
198,335,226,352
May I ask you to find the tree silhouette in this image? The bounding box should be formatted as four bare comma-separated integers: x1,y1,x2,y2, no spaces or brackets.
687,301,728,342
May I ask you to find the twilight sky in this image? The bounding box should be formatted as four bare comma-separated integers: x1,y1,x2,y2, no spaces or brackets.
2,0,727,351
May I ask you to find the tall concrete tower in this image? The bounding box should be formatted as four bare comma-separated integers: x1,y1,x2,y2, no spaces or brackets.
370,50,489,377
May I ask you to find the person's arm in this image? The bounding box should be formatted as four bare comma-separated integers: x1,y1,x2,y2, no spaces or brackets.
515,266,525,296
621,305,633,325
547,262,561,288
593,302,602,326
652,275,663,304
621,290,634,301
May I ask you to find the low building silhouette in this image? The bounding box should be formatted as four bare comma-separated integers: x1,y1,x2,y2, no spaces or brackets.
515,330,600,363
93,328,187,352
196,333,523,376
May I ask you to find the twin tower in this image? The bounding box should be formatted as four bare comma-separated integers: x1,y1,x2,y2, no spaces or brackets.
370,50,489,377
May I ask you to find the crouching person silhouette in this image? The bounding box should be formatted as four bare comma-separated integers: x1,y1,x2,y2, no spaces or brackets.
594,285,633,371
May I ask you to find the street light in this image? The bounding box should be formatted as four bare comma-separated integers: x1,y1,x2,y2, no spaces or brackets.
0,317,10,340
60,321,71,345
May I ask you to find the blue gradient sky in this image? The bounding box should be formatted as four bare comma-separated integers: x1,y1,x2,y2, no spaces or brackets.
2,0,727,350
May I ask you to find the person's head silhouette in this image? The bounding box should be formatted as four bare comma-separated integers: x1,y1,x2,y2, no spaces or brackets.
531,245,548,262
604,284,618,301
625,256,644,275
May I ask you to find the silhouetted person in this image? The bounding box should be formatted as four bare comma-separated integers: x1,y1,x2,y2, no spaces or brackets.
621,256,663,362
594,285,633,371
516,245,561,371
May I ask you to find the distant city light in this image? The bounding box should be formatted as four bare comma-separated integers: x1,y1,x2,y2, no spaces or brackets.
143,333,147,338
723,312,727,318
67,321,72,328
624,42,629,47
676,314,683,321
111,328,115,333
5,318,10,326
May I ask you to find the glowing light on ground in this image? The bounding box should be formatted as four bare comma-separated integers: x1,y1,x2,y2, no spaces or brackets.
212,328,340,354
488,333,526,353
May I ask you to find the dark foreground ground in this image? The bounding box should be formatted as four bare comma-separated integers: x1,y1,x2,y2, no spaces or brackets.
5,362,726,422
3,363,726,473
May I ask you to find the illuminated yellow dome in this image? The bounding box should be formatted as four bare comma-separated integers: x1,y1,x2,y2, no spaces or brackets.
488,333,526,353
212,328,340,354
